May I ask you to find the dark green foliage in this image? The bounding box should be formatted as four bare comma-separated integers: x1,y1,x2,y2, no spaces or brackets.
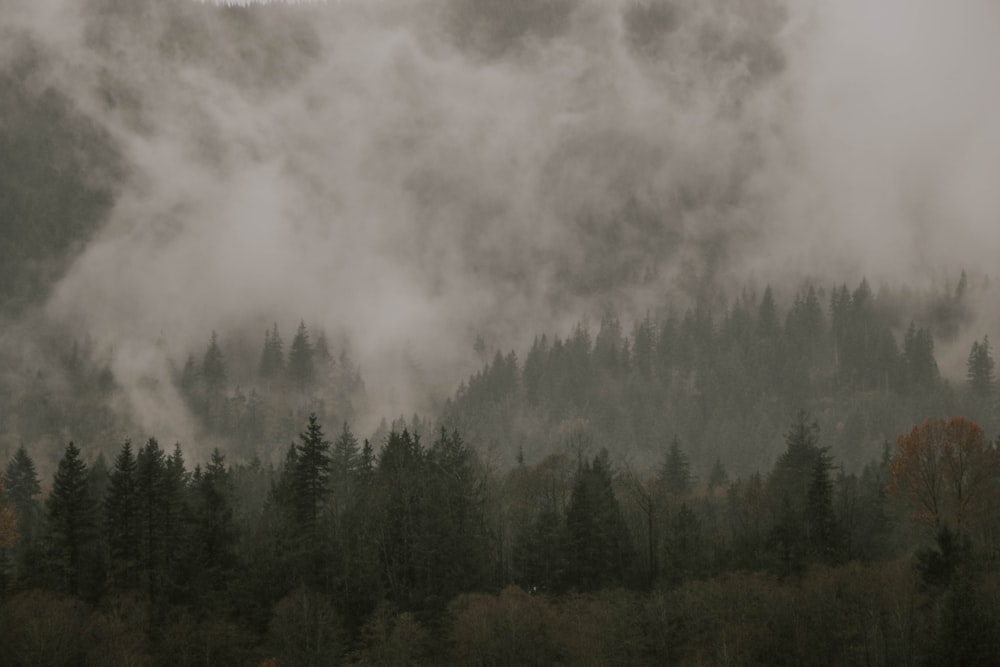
105,440,139,589
4,446,40,521
967,335,995,398
903,322,940,392
46,442,94,596
202,331,226,393
565,450,635,590
659,436,692,496
288,320,315,390
4,446,41,566
258,322,284,381
805,450,837,559
192,449,237,594
293,413,332,531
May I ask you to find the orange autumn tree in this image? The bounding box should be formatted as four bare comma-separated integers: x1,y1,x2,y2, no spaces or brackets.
887,417,999,532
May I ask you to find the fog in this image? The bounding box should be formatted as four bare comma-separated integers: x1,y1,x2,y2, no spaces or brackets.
3,0,999,440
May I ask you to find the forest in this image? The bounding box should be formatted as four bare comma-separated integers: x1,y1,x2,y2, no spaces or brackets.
3,1,1000,664
1,281,999,665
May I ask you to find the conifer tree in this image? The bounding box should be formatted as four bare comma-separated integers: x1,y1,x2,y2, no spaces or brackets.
46,442,94,595
4,446,41,551
105,440,139,588
288,321,315,390
967,336,995,398
294,414,331,530
565,450,634,590
203,331,226,393
330,422,359,517
806,450,837,559
660,436,692,496
259,323,285,381
193,449,236,588
136,438,167,601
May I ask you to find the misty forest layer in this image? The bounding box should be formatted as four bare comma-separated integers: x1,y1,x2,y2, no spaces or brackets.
2,0,1000,666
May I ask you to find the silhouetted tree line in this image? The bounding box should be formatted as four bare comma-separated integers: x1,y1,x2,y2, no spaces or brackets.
3,410,1000,664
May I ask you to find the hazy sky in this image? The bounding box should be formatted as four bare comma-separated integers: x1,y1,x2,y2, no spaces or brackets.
3,0,998,437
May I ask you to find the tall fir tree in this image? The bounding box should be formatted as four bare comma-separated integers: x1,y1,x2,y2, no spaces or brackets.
565,449,634,590
967,336,995,398
660,436,692,497
4,446,41,551
46,442,94,595
288,321,315,390
203,331,227,393
105,440,140,589
294,414,332,530
259,322,285,381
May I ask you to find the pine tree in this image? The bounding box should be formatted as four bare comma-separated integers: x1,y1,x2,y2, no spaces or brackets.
202,331,226,393
294,414,331,530
967,336,995,398
46,442,94,595
757,285,780,339
259,323,285,381
330,422,359,517
565,450,634,590
105,440,139,588
193,449,236,589
288,321,315,390
806,450,837,559
136,438,167,602
660,436,692,496
4,446,41,545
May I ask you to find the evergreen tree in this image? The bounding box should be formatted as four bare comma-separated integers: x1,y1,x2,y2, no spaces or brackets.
288,321,315,390
294,414,332,530
46,442,94,595
330,422,359,517
757,285,780,339
193,449,236,591
967,336,995,398
135,438,168,603
806,450,837,559
904,322,940,392
258,323,285,381
202,331,226,393
4,446,41,543
660,436,692,496
565,450,634,590
105,440,139,588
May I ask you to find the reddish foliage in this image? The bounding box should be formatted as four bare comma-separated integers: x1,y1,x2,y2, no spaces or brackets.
887,417,999,531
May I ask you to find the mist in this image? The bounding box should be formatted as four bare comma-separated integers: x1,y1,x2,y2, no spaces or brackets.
3,0,999,442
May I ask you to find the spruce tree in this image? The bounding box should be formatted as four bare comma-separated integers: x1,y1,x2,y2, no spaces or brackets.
294,414,331,530
46,442,94,595
4,446,41,553
259,323,284,381
4,446,40,522
967,336,995,398
193,449,236,590
565,450,634,590
105,440,139,588
660,436,692,496
288,321,315,390
202,331,226,393
136,438,167,602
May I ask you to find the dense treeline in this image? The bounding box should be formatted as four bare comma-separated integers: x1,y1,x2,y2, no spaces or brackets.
2,411,1000,665
445,276,998,476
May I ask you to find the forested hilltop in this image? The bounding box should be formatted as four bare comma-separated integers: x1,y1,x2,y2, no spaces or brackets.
0,275,999,664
